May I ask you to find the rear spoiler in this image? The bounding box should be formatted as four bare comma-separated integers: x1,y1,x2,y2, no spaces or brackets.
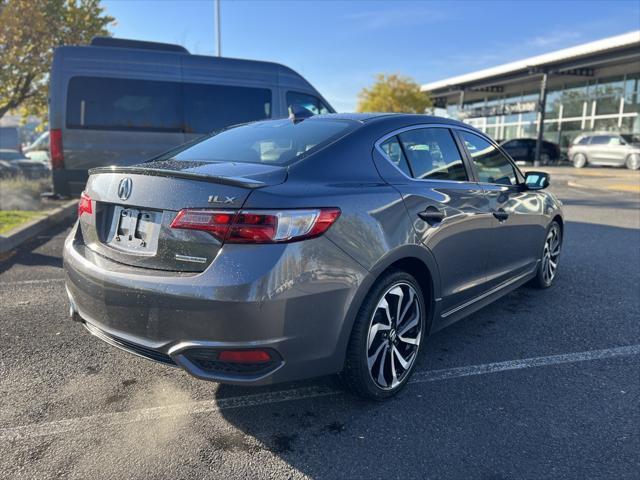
89,166,266,189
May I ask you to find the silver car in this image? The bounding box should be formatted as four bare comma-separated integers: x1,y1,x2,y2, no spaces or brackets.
63,113,564,399
568,133,640,170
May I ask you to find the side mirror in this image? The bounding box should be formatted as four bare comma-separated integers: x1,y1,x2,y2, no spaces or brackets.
524,171,550,190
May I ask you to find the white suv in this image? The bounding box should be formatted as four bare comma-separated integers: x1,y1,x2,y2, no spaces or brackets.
568,133,640,170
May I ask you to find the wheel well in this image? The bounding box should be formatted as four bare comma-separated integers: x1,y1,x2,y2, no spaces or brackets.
383,257,434,325
552,214,563,234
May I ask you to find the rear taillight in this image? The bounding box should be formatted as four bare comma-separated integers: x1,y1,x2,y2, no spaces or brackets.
170,208,340,244
78,191,92,217
50,129,64,169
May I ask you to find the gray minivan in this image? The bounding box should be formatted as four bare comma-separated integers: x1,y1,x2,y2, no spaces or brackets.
49,37,334,196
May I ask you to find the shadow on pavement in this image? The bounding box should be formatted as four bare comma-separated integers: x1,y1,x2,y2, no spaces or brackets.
211,220,640,478
0,220,72,274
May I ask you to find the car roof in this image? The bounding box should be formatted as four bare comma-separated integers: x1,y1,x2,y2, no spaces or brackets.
309,112,475,129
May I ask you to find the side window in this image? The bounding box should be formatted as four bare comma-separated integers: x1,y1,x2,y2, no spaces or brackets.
183,83,272,133
608,136,623,145
590,135,610,145
379,136,411,177
397,128,468,181
286,91,330,115
66,76,182,132
460,131,518,186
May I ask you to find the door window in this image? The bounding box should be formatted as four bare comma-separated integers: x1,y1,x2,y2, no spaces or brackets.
460,131,518,186
286,91,331,115
397,128,468,181
589,135,612,145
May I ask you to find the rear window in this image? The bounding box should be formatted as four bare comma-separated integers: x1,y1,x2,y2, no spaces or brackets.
163,118,356,165
66,76,272,133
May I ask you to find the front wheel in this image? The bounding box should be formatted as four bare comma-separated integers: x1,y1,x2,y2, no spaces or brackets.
341,270,426,400
531,221,562,289
625,154,640,170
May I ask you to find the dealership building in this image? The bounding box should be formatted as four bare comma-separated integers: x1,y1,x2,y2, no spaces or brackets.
422,31,640,151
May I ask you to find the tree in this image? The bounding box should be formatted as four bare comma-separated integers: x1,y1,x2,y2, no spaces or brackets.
357,74,432,114
0,0,114,122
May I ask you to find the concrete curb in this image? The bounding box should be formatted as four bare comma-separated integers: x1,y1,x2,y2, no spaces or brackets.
0,200,77,254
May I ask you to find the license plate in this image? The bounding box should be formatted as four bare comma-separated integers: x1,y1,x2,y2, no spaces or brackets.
107,206,161,254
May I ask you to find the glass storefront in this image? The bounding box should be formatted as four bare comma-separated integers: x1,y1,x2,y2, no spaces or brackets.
447,72,640,150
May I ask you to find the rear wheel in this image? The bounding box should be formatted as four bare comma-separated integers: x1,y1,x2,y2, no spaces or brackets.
572,153,587,168
531,221,562,289
342,270,426,400
625,154,640,170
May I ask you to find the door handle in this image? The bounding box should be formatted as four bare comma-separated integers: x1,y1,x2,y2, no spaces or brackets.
418,207,445,225
493,209,509,222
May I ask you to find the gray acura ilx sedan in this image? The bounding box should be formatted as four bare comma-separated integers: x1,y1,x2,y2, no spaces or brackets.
63,113,563,399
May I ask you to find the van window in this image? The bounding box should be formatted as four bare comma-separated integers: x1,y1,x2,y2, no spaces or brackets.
165,118,356,165
66,77,182,132
286,91,330,115
66,77,273,134
183,83,271,133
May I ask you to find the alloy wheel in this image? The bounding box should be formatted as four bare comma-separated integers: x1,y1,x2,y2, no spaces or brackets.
626,154,640,170
541,224,561,284
366,282,422,390
573,153,586,168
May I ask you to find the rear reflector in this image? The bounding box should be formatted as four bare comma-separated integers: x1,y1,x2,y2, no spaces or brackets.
78,191,92,217
170,208,340,244
50,129,64,169
218,350,272,363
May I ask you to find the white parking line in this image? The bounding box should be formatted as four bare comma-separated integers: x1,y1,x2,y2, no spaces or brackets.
1,344,638,442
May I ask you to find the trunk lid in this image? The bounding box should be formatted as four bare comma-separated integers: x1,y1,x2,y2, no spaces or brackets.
79,160,286,272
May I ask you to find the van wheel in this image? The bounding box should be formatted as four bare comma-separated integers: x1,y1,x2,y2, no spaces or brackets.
341,270,426,400
572,153,587,168
626,154,640,170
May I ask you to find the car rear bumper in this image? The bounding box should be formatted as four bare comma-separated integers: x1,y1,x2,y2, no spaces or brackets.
63,223,368,385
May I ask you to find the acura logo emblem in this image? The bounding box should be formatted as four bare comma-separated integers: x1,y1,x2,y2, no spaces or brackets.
118,177,133,201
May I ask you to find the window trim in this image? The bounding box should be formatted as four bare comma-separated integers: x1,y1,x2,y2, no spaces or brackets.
374,124,474,185
453,128,525,187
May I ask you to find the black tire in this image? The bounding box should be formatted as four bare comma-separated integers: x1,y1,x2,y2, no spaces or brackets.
530,221,562,289
341,269,426,400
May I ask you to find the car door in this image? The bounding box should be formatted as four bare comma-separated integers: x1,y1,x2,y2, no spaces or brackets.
457,130,546,290
377,126,494,317
586,135,612,164
502,139,529,163
601,135,629,166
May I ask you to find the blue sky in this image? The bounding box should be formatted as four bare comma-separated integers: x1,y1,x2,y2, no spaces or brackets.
103,0,640,112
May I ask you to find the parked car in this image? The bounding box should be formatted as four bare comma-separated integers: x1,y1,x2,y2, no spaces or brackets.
63,113,564,400
0,149,51,179
568,133,640,170
500,138,561,165
0,159,20,178
49,36,334,197
23,131,50,165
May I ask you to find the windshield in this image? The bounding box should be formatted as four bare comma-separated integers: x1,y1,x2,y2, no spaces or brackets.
159,118,357,165
621,134,640,144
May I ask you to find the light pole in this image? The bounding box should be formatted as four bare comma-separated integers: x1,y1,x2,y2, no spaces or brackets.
215,0,221,57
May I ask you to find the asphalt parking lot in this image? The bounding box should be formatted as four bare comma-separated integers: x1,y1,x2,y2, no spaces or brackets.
1,168,639,479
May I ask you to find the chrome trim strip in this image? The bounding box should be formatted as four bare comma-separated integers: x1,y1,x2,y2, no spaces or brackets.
175,254,208,264
373,123,483,185
441,268,534,318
